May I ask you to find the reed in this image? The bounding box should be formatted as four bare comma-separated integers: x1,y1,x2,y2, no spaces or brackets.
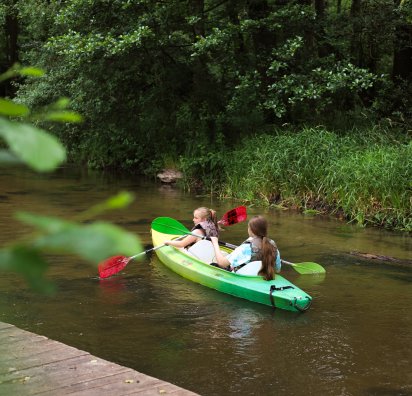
218,127,411,231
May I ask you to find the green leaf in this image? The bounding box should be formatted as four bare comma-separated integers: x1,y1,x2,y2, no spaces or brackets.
0,150,22,165
44,111,83,123
0,246,55,293
16,212,74,233
0,69,17,83
104,191,135,208
92,191,135,212
78,192,135,219
0,118,66,172
0,99,30,117
18,67,45,77
35,222,142,263
15,212,142,263
52,97,71,110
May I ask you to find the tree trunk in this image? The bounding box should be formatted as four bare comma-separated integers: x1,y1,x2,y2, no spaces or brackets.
5,11,19,66
315,0,330,57
227,0,246,65
2,5,19,96
189,0,206,100
350,0,362,66
247,0,275,61
392,5,412,82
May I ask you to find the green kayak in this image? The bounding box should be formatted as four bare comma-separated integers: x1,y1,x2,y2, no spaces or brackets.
151,227,312,312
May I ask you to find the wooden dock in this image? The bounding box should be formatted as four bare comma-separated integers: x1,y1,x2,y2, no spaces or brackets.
0,322,197,396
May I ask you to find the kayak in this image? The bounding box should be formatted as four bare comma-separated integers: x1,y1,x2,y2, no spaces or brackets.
151,228,312,312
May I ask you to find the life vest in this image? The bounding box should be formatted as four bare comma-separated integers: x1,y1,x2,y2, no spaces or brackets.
243,236,278,262
192,220,219,238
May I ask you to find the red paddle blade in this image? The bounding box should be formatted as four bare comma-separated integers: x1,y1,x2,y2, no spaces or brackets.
219,206,247,226
98,255,130,279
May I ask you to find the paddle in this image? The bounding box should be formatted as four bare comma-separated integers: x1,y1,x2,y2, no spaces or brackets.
98,235,186,279
280,259,325,275
153,217,326,275
210,239,325,274
98,206,248,278
218,206,247,226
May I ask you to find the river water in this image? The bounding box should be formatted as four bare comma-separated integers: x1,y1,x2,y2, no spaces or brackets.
0,166,411,396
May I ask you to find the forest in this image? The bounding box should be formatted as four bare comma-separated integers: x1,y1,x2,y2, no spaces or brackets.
1,0,411,232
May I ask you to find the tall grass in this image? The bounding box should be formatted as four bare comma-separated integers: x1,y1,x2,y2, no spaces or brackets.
218,127,411,231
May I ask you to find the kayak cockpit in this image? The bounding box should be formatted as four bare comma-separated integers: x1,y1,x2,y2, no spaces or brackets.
184,240,265,277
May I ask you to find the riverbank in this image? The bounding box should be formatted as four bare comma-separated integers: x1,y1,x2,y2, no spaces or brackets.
178,127,411,232
0,322,197,396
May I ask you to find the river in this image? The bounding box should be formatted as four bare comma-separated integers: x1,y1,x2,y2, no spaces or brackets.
0,166,411,396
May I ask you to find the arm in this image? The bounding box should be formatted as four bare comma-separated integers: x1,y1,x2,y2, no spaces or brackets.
210,237,231,268
165,229,204,248
275,250,281,273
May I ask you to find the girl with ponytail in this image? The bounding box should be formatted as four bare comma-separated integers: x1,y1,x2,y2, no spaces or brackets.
211,216,281,280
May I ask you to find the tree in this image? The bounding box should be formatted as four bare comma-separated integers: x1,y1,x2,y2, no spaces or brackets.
393,0,412,81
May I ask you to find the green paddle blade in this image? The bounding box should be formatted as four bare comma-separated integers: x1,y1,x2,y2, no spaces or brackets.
290,261,325,274
151,217,190,235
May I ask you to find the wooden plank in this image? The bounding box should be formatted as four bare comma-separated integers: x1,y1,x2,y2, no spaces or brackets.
0,322,13,331
0,342,87,371
0,322,197,396
0,325,48,341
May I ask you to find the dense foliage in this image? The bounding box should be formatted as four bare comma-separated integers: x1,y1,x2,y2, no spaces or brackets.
0,0,411,231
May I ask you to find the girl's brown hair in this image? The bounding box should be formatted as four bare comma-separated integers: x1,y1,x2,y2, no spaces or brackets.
248,216,276,281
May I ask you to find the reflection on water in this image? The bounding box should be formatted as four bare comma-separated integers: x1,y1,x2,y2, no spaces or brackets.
98,277,128,304
0,166,411,396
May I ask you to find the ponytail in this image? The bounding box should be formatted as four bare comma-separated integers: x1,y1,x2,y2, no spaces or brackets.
195,207,220,231
258,237,276,281
249,216,277,280
209,209,220,231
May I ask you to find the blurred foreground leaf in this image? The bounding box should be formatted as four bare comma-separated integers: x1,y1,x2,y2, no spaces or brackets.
0,118,66,171
19,67,45,77
0,99,30,117
81,191,135,219
44,111,83,123
0,150,22,164
16,212,141,263
0,246,55,293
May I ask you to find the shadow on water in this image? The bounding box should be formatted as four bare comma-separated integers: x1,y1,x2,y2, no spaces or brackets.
321,252,412,283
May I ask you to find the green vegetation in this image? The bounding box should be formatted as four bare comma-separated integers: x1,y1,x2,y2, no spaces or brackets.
0,0,410,232
215,128,411,231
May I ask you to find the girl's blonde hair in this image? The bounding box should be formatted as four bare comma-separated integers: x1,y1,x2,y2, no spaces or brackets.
195,207,219,229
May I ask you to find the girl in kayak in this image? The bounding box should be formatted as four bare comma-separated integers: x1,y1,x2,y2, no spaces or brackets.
165,207,219,248
210,215,281,280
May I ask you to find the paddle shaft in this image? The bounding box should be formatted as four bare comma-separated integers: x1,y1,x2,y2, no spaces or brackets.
281,259,298,267
130,234,187,260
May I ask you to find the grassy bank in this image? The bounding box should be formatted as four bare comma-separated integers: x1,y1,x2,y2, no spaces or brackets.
181,127,411,232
